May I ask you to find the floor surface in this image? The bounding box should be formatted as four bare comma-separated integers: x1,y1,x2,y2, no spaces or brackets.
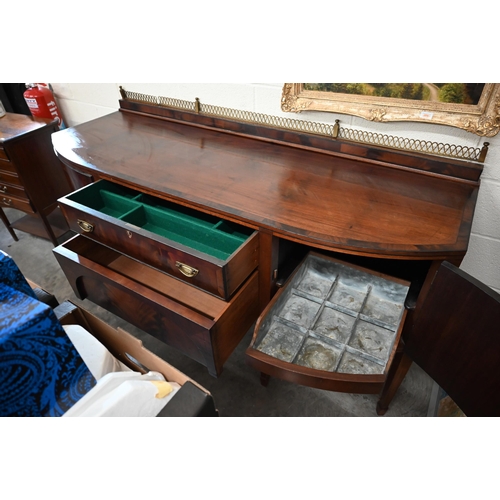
1,208,434,417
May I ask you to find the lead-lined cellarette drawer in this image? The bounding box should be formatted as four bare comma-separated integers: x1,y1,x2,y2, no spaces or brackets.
53,234,260,377
58,180,259,300
246,252,410,393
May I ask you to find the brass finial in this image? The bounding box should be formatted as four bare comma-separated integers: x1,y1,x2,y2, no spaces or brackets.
479,142,489,163
333,119,340,139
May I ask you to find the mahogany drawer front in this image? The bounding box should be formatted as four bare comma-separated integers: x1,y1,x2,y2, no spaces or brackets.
0,160,17,175
53,234,260,377
58,180,259,300
0,169,22,186
246,252,410,393
0,193,34,213
0,182,28,200
0,147,9,162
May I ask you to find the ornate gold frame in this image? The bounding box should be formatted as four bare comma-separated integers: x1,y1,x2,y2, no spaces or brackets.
281,83,500,137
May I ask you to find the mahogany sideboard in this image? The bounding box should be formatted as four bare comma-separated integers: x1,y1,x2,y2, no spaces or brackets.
50,96,483,407
0,112,72,244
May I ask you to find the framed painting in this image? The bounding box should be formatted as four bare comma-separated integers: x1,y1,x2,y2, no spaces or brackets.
281,83,500,137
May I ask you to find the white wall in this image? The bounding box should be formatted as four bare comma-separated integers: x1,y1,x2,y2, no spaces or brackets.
50,83,500,293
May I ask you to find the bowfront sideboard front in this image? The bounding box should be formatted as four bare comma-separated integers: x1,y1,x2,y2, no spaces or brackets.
50,97,483,411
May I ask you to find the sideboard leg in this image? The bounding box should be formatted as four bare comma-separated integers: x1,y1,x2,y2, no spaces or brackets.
0,207,18,241
377,350,413,415
39,213,59,246
260,372,270,387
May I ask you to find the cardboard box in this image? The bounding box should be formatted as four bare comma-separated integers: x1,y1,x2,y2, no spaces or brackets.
54,301,218,417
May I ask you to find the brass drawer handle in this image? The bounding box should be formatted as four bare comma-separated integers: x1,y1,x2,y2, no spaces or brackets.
2,197,12,206
77,219,94,233
176,261,199,278
0,186,7,194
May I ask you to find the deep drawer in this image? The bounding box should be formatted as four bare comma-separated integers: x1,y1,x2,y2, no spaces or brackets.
53,234,260,377
246,252,410,393
58,180,259,300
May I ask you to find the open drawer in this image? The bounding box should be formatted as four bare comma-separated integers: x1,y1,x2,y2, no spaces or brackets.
246,252,410,393
58,180,259,300
53,234,260,377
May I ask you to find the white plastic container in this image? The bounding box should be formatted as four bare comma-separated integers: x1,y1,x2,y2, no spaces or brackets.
63,371,180,417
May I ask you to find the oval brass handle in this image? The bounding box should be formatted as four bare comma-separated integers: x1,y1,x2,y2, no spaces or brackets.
2,197,12,206
176,261,199,278
0,186,7,194
77,219,94,233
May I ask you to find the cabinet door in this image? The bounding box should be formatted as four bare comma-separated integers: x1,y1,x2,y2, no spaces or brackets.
405,261,500,417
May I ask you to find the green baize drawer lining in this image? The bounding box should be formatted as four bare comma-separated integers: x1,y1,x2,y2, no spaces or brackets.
68,181,252,260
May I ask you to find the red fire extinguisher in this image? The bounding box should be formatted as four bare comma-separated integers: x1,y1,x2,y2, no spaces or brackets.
23,83,66,129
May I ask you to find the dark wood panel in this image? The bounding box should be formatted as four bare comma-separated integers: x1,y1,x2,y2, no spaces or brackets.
6,124,72,211
119,99,483,182
404,262,500,417
212,270,260,371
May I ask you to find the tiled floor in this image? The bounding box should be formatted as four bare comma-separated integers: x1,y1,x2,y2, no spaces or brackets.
1,208,434,417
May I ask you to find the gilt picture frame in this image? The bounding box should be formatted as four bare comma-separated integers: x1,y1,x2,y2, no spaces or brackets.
281,83,500,137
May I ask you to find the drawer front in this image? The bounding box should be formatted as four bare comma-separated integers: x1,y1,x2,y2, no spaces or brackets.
0,170,22,186
0,182,28,200
0,194,35,213
59,180,259,300
0,147,9,162
246,252,410,393
0,160,17,175
53,235,260,377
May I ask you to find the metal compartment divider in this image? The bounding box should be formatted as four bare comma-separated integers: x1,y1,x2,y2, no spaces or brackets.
254,253,409,375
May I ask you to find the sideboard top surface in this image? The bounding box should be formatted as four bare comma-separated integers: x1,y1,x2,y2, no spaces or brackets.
52,110,479,258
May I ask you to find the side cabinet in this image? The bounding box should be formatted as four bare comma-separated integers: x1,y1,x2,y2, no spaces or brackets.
0,112,72,244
